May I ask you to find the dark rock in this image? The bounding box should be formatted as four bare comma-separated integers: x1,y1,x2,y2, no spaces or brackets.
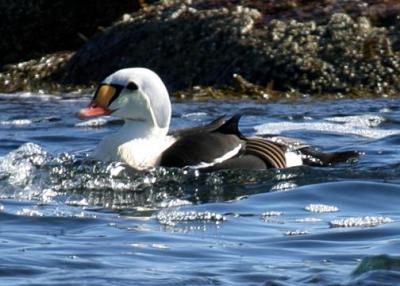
56,3,265,91
0,0,141,66
57,0,400,95
2,0,400,97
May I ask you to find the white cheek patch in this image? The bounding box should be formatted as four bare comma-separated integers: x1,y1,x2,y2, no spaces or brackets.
109,90,130,110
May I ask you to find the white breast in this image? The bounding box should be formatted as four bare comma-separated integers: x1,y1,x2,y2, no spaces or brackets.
93,135,176,170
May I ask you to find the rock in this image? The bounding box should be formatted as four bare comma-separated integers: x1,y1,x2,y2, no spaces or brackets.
0,52,74,93
2,0,400,97
57,0,400,95
0,0,141,66
56,2,265,91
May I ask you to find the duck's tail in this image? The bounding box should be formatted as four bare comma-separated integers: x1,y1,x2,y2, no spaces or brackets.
299,147,360,166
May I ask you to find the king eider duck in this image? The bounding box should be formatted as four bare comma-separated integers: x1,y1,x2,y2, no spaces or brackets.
78,68,358,171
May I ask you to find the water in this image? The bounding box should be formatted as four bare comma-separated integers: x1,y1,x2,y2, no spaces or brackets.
1,92,400,285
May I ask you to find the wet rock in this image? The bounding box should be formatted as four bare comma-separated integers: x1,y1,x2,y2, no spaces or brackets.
0,52,74,93
353,255,400,275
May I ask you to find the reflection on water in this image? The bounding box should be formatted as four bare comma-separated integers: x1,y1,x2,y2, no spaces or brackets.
1,94,400,285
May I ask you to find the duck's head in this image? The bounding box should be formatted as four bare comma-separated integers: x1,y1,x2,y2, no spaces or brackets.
79,68,171,130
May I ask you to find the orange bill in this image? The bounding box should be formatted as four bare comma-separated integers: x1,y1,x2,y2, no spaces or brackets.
78,84,116,119
94,84,117,108
78,102,112,119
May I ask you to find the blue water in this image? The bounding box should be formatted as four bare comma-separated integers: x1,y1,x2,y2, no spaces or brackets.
1,92,400,285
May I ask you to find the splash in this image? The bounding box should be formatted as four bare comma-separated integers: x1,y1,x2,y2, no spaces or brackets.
0,143,51,200
261,211,283,223
0,143,237,212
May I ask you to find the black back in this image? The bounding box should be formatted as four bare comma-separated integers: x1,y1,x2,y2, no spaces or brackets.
160,114,288,170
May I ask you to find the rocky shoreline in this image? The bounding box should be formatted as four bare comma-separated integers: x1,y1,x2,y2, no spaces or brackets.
1,0,400,98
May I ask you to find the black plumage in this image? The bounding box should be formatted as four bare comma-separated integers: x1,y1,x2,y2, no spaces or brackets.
161,114,287,170
161,114,360,171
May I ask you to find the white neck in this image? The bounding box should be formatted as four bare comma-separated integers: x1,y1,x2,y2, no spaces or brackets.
116,119,168,142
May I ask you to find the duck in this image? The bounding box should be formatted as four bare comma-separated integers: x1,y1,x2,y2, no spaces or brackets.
78,67,359,171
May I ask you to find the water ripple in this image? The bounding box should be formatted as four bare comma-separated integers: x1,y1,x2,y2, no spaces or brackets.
1,97,400,285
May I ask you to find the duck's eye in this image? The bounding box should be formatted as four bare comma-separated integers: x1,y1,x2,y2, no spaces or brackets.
126,81,138,90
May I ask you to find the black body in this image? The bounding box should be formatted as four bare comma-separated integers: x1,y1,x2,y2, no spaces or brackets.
160,115,359,171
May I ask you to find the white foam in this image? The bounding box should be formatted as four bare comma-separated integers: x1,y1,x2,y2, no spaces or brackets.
156,210,225,226
181,112,208,119
305,204,339,213
16,208,44,217
330,216,393,228
255,114,398,139
0,116,60,127
325,114,384,128
159,199,192,208
65,195,89,207
285,230,310,236
75,117,112,127
256,122,398,139
0,119,33,126
261,211,283,217
41,189,58,203
295,217,323,223
270,182,298,192
0,92,59,101
130,243,169,249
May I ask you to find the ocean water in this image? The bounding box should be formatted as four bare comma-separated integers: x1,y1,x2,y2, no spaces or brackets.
1,92,400,285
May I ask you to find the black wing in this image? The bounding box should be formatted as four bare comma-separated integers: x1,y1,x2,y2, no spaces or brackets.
167,115,226,138
161,115,244,168
160,132,244,168
161,114,289,170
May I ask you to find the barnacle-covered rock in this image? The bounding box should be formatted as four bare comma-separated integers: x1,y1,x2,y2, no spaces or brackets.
56,0,400,96
0,52,74,93
56,3,264,91
1,0,400,97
